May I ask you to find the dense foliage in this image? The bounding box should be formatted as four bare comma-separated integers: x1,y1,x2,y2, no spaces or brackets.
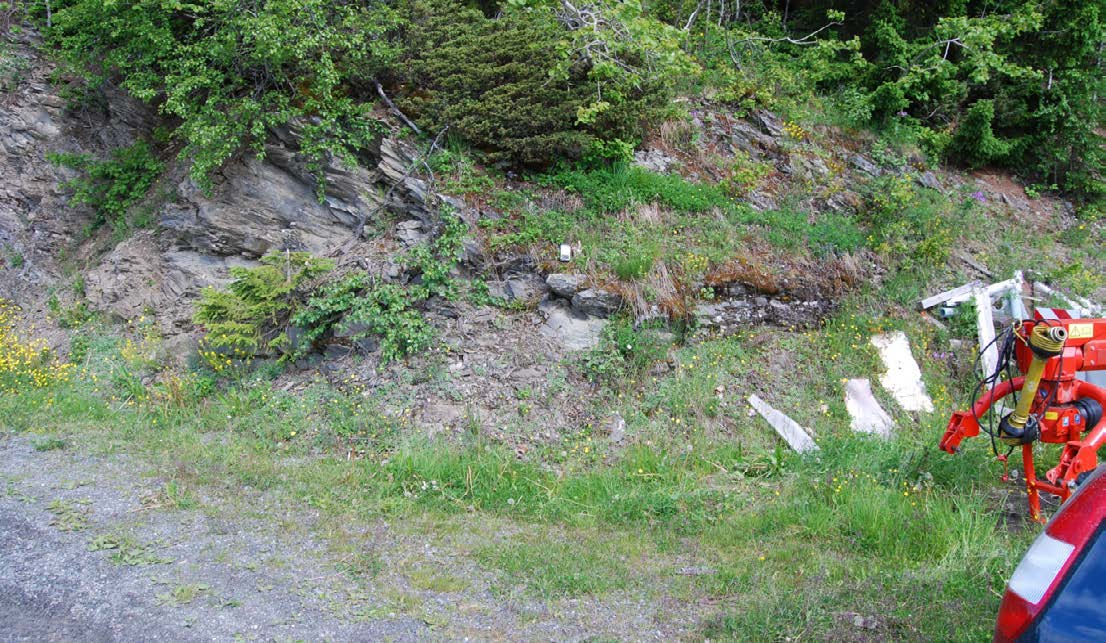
193,252,335,368
397,0,673,166
28,0,1103,193
46,0,399,190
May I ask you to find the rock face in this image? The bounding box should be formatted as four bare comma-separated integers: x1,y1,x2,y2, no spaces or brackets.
83,231,254,332
571,288,623,318
161,135,434,258
505,274,549,303
0,31,443,352
0,32,154,302
539,299,607,350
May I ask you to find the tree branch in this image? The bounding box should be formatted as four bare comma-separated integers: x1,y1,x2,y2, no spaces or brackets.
730,20,842,46
374,80,421,136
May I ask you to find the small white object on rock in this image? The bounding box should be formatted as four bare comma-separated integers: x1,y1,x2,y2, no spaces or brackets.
559,244,572,262
844,378,894,438
748,394,819,453
871,332,934,413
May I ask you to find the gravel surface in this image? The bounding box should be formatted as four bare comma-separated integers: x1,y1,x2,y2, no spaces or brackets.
0,434,703,641
0,436,422,642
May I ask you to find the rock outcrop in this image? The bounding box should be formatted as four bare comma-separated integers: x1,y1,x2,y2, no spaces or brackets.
0,32,443,349
161,136,435,258
0,32,154,303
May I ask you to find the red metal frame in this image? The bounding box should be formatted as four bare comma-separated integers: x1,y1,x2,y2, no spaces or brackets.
940,317,1106,521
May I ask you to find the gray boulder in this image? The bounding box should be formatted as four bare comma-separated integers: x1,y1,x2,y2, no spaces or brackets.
505,274,549,303
539,299,607,350
546,273,588,299
849,155,882,177
572,288,622,318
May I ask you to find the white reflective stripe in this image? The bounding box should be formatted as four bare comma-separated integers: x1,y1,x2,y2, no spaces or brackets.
1009,533,1076,605
1036,308,1060,320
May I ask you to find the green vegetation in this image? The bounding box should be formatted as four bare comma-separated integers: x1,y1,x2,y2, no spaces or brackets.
48,141,163,233
47,498,90,532
32,0,1102,195
6,1,1105,638
399,0,672,166
46,0,396,191
583,319,669,385
193,252,335,368
193,211,465,366
88,533,172,566
1,289,1032,637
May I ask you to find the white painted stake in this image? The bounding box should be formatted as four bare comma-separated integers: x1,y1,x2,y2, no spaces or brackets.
974,286,999,378
919,281,982,310
1006,271,1028,320
748,394,819,453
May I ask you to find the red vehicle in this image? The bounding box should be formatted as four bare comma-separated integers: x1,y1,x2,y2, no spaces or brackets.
995,464,1106,641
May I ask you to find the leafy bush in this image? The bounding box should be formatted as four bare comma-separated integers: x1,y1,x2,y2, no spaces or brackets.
292,213,465,361
848,1,1103,190
291,275,435,363
48,141,163,231
948,100,1011,168
196,213,465,368
47,0,398,190
863,175,955,269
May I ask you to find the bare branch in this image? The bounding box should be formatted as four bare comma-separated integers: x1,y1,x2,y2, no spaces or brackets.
731,20,842,46
374,80,421,136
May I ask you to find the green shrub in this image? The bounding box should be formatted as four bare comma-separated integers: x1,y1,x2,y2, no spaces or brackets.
949,100,1011,169
398,0,669,168
48,141,163,231
863,175,955,269
193,252,334,369
291,275,435,363
287,213,465,362
47,0,398,191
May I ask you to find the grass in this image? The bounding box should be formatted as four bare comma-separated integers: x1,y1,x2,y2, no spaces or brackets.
33,436,67,451
155,583,211,607
407,566,469,593
475,536,634,597
482,163,866,301
0,306,1032,639
47,498,91,532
